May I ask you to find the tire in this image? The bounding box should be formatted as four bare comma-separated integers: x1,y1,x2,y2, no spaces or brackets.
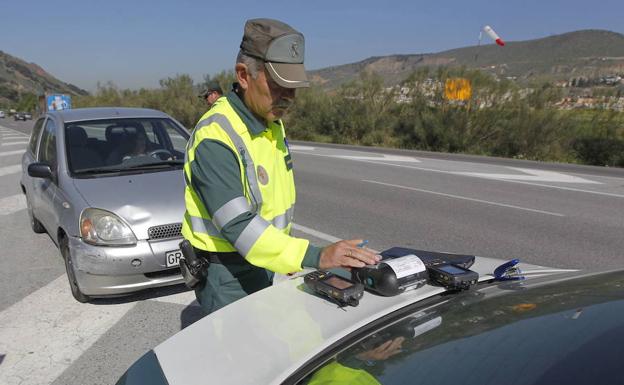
25,194,45,234
60,236,91,303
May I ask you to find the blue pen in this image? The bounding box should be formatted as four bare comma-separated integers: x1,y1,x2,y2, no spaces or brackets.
357,240,369,248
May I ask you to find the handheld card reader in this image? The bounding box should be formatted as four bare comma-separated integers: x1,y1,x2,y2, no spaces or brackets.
351,254,428,296
304,271,364,307
427,263,479,291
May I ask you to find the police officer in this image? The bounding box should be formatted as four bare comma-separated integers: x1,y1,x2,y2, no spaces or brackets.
198,81,223,109
182,18,380,314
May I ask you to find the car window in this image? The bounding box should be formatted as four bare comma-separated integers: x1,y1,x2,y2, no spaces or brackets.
64,117,188,174
294,272,624,385
38,118,57,170
29,118,45,155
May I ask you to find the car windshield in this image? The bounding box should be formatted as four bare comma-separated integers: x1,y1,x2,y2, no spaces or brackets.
64,118,188,175
296,271,624,385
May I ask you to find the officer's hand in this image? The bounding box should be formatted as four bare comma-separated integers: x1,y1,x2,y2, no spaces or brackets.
318,239,381,270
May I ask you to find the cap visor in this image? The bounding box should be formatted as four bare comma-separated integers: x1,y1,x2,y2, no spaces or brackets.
265,62,310,88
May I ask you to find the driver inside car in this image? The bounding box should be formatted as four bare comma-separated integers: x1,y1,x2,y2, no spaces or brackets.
106,125,170,164
121,129,149,161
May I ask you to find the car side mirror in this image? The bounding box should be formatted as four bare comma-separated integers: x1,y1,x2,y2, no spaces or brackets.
28,163,54,180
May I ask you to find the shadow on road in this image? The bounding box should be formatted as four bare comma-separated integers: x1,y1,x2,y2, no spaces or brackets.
90,283,191,305
180,304,206,329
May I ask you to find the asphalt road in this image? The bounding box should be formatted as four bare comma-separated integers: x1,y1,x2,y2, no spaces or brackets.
0,117,622,384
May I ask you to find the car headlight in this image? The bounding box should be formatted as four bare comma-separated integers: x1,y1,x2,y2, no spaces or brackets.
80,208,137,246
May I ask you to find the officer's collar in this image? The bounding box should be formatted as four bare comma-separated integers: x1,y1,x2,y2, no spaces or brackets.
227,85,267,136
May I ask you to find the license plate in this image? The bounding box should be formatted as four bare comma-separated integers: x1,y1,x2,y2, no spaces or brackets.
165,249,182,268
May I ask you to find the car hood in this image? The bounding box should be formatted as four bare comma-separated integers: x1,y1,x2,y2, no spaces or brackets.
72,170,186,240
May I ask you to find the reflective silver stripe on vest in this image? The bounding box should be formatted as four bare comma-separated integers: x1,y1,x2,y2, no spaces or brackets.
183,116,214,186
189,215,224,238
212,196,251,231
213,114,263,213
271,205,295,230
186,113,263,213
234,216,270,257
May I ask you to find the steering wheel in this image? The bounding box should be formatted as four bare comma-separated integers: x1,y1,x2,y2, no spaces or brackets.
148,149,173,160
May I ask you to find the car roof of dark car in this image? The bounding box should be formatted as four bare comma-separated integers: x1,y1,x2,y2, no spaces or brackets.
48,107,170,123
292,269,624,385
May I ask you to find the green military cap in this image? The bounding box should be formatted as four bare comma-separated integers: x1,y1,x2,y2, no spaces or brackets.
199,81,223,98
240,18,310,88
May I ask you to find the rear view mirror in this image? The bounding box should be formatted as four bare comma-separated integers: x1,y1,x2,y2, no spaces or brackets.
28,163,54,179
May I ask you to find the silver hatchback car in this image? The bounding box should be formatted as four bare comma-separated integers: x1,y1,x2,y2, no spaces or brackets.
20,107,190,302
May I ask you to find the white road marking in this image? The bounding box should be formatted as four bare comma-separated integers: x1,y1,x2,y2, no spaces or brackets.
1,134,27,138
336,154,420,162
363,179,565,217
456,167,601,184
292,223,341,243
0,164,21,177
289,145,315,151
291,150,420,164
489,180,624,198
0,194,27,215
0,220,347,384
1,141,28,147
0,150,25,157
150,290,200,307
0,276,136,385
0,127,27,135
296,152,624,198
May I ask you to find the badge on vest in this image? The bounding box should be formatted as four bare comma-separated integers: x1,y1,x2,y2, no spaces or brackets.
257,165,269,185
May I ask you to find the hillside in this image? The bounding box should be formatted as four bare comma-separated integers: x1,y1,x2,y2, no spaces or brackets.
0,50,87,105
310,30,624,88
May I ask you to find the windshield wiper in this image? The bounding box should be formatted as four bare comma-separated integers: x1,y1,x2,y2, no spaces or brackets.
124,160,184,169
74,160,184,174
74,167,126,174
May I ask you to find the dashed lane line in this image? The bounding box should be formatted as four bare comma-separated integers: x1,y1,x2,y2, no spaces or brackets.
0,164,21,177
150,290,199,306
0,150,25,157
363,179,565,217
0,194,26,215
1,142,28,147
292,223,341,243
0,276,136,385
0,126,30,136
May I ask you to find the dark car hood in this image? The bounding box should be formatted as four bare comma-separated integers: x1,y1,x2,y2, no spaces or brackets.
72,170,186,239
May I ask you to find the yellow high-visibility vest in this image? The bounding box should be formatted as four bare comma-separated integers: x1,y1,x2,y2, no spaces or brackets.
181,97,310,274
307,361,381,385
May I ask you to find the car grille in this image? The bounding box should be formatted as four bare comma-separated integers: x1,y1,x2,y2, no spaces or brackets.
144,268,181,279
148,223,182,240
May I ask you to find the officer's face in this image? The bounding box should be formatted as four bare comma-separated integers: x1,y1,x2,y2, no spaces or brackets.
206,91,220,107
241,65,295,123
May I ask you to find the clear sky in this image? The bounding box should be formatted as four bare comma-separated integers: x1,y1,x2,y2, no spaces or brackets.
2,0,622,91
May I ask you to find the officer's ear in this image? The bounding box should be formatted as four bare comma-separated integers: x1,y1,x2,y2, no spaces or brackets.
235,63,249,91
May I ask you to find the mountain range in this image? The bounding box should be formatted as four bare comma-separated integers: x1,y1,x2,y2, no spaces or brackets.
309,29,624,88
1,29,623,105
0,50,87,105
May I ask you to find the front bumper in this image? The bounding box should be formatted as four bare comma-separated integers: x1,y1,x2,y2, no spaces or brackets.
68,235,185,296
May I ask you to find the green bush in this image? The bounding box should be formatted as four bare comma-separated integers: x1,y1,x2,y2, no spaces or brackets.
573,137,624,166
74,67,624,168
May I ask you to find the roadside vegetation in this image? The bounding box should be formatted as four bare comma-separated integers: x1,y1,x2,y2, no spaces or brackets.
69,67,624,167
